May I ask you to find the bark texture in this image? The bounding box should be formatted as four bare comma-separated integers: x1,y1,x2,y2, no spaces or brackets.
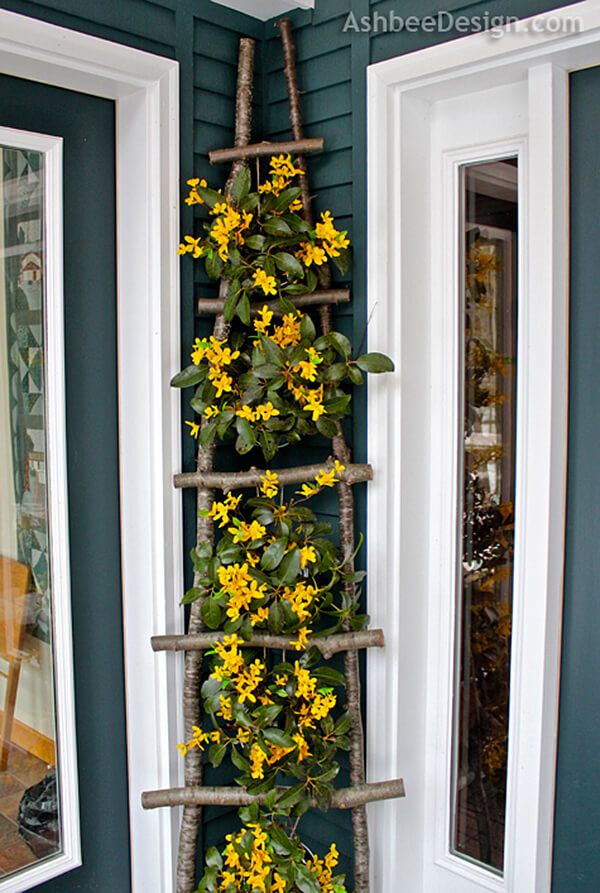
151,628,385,659
197,288,350,316
210,137,323,164
174,460,372,492
175,37,255,893
143,779,405,812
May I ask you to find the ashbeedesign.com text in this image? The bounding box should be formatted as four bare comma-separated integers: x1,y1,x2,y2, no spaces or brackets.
342,11,583,40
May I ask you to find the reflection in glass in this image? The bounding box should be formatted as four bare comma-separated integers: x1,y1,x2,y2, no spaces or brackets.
0,144,60,877
451,159,518,873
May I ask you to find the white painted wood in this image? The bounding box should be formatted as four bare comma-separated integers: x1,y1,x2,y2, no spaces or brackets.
210,0,313,21
0,125,81,893
0,11,183,892
366,1,593,890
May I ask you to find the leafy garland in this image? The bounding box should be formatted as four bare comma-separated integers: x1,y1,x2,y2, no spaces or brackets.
174,156,393,893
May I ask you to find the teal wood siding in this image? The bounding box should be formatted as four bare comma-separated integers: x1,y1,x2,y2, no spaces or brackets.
0,0,262,888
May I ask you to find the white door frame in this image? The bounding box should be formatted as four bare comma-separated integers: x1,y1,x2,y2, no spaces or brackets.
0,10,183,892
366,1,600,890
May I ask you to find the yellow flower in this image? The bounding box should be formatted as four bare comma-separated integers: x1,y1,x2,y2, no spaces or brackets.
293,347,323,382
303,385,326,422
297,482,318,498
204,405,220,419
191,337,209,364
296,241,327,267
253,268,277,296
259,470,279,499
272,313,302,348
236,404,257,421
292,731,311,762
250,742,267,779
315,467,337,488
227,520,267,544
253,305,273,335
185,420,200,438
255,401,280,422
185,177,207,206
299,545,317,569
178,235,204,258
290,626,312,651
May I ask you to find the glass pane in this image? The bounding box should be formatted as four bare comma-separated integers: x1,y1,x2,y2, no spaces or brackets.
451,159,518,873
0,144,60,877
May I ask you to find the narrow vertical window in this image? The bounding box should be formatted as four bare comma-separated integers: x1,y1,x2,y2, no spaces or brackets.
452,159,518,873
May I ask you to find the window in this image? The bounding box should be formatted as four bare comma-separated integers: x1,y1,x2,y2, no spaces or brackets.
363,3,600,889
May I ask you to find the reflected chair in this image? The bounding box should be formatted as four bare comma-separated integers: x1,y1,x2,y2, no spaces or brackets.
0,556,32,770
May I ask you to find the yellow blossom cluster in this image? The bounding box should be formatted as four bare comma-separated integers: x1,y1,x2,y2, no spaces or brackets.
208,492,242,527
184,177,207,206
217,562,268,623
296,211,350,267
253,268,277,296
258,153,304,198
176,724,221,757
209,821,344,893
235,401,280,423
259,470,279,499
191,335,239,402
308,843,342,893
298,460,345,498
209,199,253,261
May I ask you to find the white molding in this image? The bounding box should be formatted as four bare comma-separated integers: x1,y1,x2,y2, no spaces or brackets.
0,125,81,892
366,2,596,890
0,11,183,893
209,0,313,22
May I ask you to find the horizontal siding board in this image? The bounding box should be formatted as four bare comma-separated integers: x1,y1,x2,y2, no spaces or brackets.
267,46,351,102
267,81,352,131
18,0,175,43
194,17,262,59
265,18,351,71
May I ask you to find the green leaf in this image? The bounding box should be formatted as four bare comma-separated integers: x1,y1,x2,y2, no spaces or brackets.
223,280,239,323
263,727,295,749
181,587,202,605
300,313,316,341
230,165,251,203
201,598,222,629
347,364,364,386
313,667,346,688
199,418,219,449
329,332,352,358
294,863,321,893
195,184,223,209
170,364,204,389
272,186,302,213
261,537,288,571
274,251,304,280
205,251,224,281
315,415,338,438
208,742,228,768
217,408,235,438
355,352,395,373
278,546,301,584
230,746,250,772
245,234,266,251
237,292,251,326
269,600,284,634
235,416,257,454
276,784,305,810
205,846,223,870
264,217,292,237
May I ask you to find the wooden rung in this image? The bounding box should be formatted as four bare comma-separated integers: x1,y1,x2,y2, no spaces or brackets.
197,289,350,317
174,461,373,492
142,779,405,812
152,629,384,660
210,138,323,165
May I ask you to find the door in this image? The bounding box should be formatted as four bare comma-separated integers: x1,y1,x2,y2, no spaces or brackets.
0,75,131,891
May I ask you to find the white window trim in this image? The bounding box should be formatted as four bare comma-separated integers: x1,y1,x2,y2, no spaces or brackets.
0,125,79,893
366,2,600,891
0,11,182,893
